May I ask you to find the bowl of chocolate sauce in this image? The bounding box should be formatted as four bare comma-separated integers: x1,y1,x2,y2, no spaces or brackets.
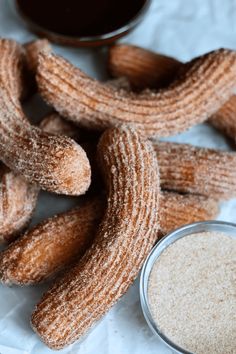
16,0,150,46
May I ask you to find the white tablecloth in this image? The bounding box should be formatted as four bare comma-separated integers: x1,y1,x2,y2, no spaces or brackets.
0,1,236,353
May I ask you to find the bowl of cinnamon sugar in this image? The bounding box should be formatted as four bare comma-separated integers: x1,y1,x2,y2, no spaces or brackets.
140,221,236,354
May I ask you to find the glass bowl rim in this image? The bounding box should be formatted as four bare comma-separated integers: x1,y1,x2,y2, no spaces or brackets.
139,220,236,354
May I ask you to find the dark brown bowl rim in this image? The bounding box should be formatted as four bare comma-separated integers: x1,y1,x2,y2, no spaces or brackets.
15,0,151,46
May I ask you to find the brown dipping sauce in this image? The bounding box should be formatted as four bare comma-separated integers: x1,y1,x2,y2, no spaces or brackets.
16,0,147,38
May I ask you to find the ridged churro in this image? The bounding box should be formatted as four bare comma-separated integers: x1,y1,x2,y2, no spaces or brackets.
0,190,218,283
108,44,236,140
159,192,218,235
108,44,181,89
37,49,236,137
0,196,104,285
0,39,91,195
156,141,236,200
31,125,160,349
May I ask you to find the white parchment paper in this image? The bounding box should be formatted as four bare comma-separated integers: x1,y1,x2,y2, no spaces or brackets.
0,0,236,353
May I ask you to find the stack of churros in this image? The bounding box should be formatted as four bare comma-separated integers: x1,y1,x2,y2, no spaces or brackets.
0,37,236,350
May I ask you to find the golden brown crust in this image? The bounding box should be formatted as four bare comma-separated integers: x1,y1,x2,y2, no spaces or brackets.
0,39,91,195
0,196,104,285
0,109,84,244
108,44,181,89
31,125,160,349
37,49,236,137
159,192,218,235
0,166,38,243
155,141,236,200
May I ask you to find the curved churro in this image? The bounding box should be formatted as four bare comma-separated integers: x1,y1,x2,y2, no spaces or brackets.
0,190,218,284
37,49,236,137
108,44,181,89
31,125,160,349
108,44,236,140
0,39,90,195
0,197,104,285
156,141,236,200
159,192,218,235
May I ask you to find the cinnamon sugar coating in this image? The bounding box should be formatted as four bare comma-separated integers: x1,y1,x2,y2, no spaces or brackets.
0,39,91,195
31,125,160,349
0,197,104,285
0,109,86,244
108,44,181,89
0,165,38,243
159,192,218,235
37,49,236,137
155,141,236,200
108,44,236,140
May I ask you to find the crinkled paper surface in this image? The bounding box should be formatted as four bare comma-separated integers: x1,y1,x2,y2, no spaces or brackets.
0,0,236,353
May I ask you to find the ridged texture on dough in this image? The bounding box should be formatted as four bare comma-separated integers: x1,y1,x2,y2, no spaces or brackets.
107,43,236,140
0,39,91,195
37,49,236,137
155,141,236,200
0,197,104,284
31,125,160,349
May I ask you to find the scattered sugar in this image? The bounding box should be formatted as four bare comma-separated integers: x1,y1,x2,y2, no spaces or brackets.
148,232,236,354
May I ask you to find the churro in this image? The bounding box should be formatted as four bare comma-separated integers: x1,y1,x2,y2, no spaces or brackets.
31,125,160,349
0,196,104,285
108,44,236,140
155,141,236,200
0,39,91,195
108,44,181,89
37,49,236,137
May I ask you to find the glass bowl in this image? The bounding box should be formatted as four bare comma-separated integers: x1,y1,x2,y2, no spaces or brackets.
139,220,236,354
14,0,151,47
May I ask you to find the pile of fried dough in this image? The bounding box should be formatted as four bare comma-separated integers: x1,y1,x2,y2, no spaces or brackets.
0,38,236,349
